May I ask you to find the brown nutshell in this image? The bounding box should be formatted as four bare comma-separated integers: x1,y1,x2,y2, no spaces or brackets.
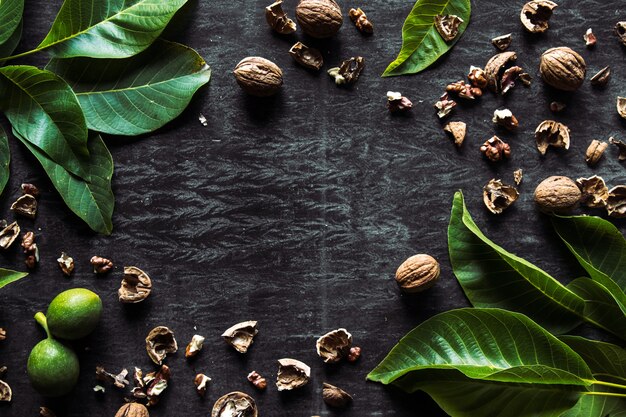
295,0,343,39
119,266,152,303
534,176,582,213
289,42,323,71
615,22,626,46
0,379,10,402
590,66,610,87
444,121,466,147
535,120,570,155
492,34,512,51
520,0,557,33
484,51,517,94
145,326,178,365
483,179,519,214
322,382,353,408
316,328,352,363
265,0,297,35
0,221,19,250
434,14,463,42
276,358,311,391
576,176,608,208
608,186,626,218
395,254,440,293
212,392,257,417
610,137,626,161
539,47,586,91
585,140,608,166
233,57,283,97
114,402,149,417
10,194,37,218
618,97,626,120
222,321,258,353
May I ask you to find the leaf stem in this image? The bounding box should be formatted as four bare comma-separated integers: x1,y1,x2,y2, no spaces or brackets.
34,311,51,339
584,379,626,392
0,48,41,62
582,391,626,398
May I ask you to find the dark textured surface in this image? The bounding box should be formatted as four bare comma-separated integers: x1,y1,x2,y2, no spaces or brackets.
1,0,626,416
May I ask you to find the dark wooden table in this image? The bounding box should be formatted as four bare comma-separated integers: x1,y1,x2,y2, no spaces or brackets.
1,0,625,416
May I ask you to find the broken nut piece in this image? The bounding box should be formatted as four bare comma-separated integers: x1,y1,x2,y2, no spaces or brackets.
338,56,365,84
468,66,487,88
520,0,557,33
349,8,373,34
608,186,626,218
480,136,511,162
95,366,130,389
289,42,323,71
57,252,74,276
21,231,39,269
185,334,205,358
615,22,626,46
585,140,608,166
386,91,412,113
0,328,5,340
145,326,178,365
483,179,519,214
434,93,456,118
322,382,352,408
492,109,519,131
247,371,267,390
609,137,626,161
492,33,512,51
119,266,152,303
39,407,56,417
276,358,310,391
316,328,352,363
21,183,39,198
618,97,626,120
484,51,517,94
576,176,609,208
0,379,11,402
535,120,570,155
265,0,297,35
0,221,20,250
90,256,113,274
145,365,170,406
221,321,258,353
446,80,482,100
347,346,361,362
434,14,463,42
584,28,597,47
590,66,610,87
211,392,258,417
550,101,566,113
443,121,466,147
10,194,37,219
514,169,523,185
194,373,211,397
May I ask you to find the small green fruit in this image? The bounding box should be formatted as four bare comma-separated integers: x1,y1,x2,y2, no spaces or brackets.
46,288,102,340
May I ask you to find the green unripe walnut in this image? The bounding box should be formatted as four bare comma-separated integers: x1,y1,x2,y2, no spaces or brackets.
46,288,102,340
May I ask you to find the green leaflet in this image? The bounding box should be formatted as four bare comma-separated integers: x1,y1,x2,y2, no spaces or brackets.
0,267,27,289
14,130,114,235
0,65,89,180
0,124,9,195
382,0,470,77
37,0,187,59
367,308,593,417
560,336,626,416
46,40,211,135
448,191,585,334
0,0,23,47
0,19,22,60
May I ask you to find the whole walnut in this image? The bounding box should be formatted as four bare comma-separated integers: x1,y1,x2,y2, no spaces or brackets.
115,403,149,417
233,57,283,97
534,176,581,213
296,0,343,39
395,254,440,293
539,47,586,91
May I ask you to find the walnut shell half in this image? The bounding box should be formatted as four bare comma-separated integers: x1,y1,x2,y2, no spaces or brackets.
276,358,310,391
576,175,608,208
119,266,152,303
534,176,581,213
520,0,557,33
483,179,519,214
296,0,343,39
316,328,352,363
211,392,258,417
535,120,570,155
618,97,626,120
540,47,586,91
145,326,178,365
484,51,517,93
0,379,11,402
395,254,440,293
608,185,626,218
221,321,258,353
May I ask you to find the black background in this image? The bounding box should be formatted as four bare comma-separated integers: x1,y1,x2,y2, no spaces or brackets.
1,0,626,416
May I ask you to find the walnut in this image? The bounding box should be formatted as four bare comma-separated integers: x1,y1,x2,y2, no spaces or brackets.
194,373,211,397
483,179,519,214
211,392,258,417
395,254,440,293
468,66,487,88
0,379,11,402
590,66,610,88
615,22,626,46
289,42,323,71
446,80,482,100
21,231,38,269
221,320,258,353
584,28,597,47
540,47,586,91
434,15,463,42
608,186,626,218
484,51,517,94
316,328,352,363
434,93,456,118
550,101,566,112
585,140,608,166
90,255,113,274
185,334,205,358
233,57,283,97
10,194,37,218
119,266,152,303
347,346,361,362
576,176,608,208
501,66,524,93
276,358,310,391
520,1,557,33
145,326,178,365
265,0,296,35
618,97,626,120
610,137,626,161
338,56,365,84
386,91,412,113
114,403,149,417
247,371,267,390
480,136,511,162
295,0,342,39
534,176,581,213
492,109,518,131
145,365,170,406
322,382,353,408
535,120,570,155
21,183,39,198
0,221,20,249
491,34,512,51
514,169,523,185
349,8,373,34
57,252,74,276
443,121,466,147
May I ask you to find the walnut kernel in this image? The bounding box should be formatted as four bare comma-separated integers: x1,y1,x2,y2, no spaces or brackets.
480,136,511,162
57,252,74,276
349,8,373,34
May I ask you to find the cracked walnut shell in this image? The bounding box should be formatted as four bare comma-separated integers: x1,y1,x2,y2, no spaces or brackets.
145,326,178,365
520,1,557,33
535,120,570,155
395,254,440,293
323,382,353,408
576,176,608,208
540,47,586,91
316,328,352,363
276,358,310,391
534,176,581,213
484,51,517,94
212,392,258,417
233,57,283,97
295,0,343,39
221,321,258,353
483,179,519,214
119,266,152,303
265,0,297,35
608,186,626,218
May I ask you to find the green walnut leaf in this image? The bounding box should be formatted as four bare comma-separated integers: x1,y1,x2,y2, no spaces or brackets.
14,130,114,235
0,124,9,196
368,308,593,417
46,40,211,135
448,191,585,334
0,65,89,180
0,267,27,289
0,0,23,49
0,19,22,60
383,0,471,77
37,0,187,59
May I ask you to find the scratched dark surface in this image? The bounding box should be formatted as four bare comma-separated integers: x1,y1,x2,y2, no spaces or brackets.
1,0,625,416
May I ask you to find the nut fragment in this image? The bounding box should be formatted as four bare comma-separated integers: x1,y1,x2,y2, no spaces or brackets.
434,14,463,42
96,366,130,389
21,231,38,269
590,66,610,87
585,140,608,166
514,169,523,185
21,183,39,198
520,0,557,33
0,221,19,249
57,252,74,276
295,0,343,39
247,371,267,390
114,402,149,417
540,47,586,91
185,334,205,358
434,93,456,118
446,80,482,100
484,51,517,94
534,176,581,213
0,328,5,340
395,254,440,293
618,97,626,120
40,407,56,417
338,56,365,84
289,42,323,71
501,66,524,94
276,358,310,391
483,179,519,214
550,101,566,112
119,266,152,303
316,328,352,363
349,8,373,34
347,346,361,362
146,326,178,365
323,382,352,408
615,22,626,46
211,392,258,417
221,321,258,353
518,72,532,86
468,66,487,88
443,121,466,147
610,137,626,161
492,109,518,131
480,136,511,162
576,176,608,208
233,57,283,97
265,0,297,35
10,194,37,218
0,380,11,401
145,365,170,406
608,186,626,218
386,91,412,113
492,33,512,51
584,28,597,47
194,373,211,397
535,120,570,155
90,255,113,274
